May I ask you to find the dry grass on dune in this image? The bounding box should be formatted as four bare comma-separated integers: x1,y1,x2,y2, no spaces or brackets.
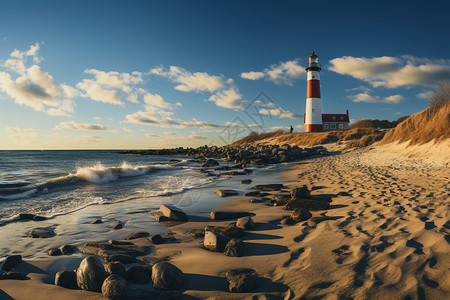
232,128,386,147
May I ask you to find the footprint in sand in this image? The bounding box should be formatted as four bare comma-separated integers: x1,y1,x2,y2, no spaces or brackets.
331,245,352,264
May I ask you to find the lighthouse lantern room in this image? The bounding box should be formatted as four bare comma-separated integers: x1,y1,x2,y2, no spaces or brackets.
304,52,323,132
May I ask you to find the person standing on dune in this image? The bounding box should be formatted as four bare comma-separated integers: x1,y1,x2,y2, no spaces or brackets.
290,126,293,134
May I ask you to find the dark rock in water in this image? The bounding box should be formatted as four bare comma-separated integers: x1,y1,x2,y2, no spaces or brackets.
28,227,56,238
49,248,63,256
102,274,127,300
76,256,107,292
241,179,252,184
0,271,28,280
150,234,165,244
201,159,219,168
209,211,250,220
274,193,291,201
105,261,127,279
204,231,231,252
187,229,205,238
112,222,123,230
1,255,22,271
19,213,46,221
126,232,149,240
253,184,284,191
33,215,47,221
226,268,258,292
280,217,296,225
55,270,78,289
259,192,271,197
127,265,152,284
108,240,133,246
224,239,245,257
291,208,312,221
285,198,330,211
91,219,103,224
205,225,244,238
156,214,171,222
152,262,184,290
244,191,260,197
160,204,188,222
215,189,239,197
291,185,311,199
236,216,255,230
59,245,77,255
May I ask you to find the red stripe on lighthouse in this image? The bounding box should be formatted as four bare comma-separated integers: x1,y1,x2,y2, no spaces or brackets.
307,80,321,99
305,124,323,132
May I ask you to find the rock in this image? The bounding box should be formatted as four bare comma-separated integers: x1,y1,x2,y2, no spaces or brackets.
204,225,244,238
201,159,219,168
291,208,312,221
28,227,56,238
226,268,258,293
204,231,231,252
127,265,152,284
215,189,239,197
91,219,103,224
285,198,330,211
49,248,63,256
109,240,133,246
159,204,188,222
102,274,127,300
105,261,127,279
1,255,22,271
244,191,260,197
224,239,245,257
126,232,149,240
59,245,76,255
187,229,205,238
152,262,184,290
0,272,28,280
112,222,123,230
253,184,284,191
280,217,296,225
241,179,252,184
291,185,311,199
236,216,255,230
209,211,250,220
250,198,264,203
164,232,177,241
18,213,46,221
156,215,171,222
150,234,165,244
76,255,107,292
55,270,78,289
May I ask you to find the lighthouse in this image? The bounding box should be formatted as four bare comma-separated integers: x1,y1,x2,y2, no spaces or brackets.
304,52,323,132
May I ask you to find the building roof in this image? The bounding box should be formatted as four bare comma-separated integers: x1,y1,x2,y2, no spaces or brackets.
322,114,350,122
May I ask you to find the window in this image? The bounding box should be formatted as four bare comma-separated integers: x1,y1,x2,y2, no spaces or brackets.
324,124,329,129
332,116,336,120
330,124,336,129
339,124,344,129
340,116,344,120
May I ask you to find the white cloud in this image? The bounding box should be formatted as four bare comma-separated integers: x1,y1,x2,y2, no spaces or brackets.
5,126,38,139
241,60,305,85
143,92,172,109
294,124,304,130
208,87,246,109
4,43,41,74
269,126,288,131
187,134,207,140
47,99,75,116
76,79,122,105
349,92,405,104
55,121,110,131
84,69,142,92
164,131,177,136
151,66,225,92
259,107,301,119
146,133,159,138
416,91,433,99
241,71,265,80
329,55,450,88
125,110,221,129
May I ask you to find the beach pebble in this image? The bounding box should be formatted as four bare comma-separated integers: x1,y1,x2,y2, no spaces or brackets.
0,271,28,280
1,255,22,271
28,227,56,238
236,216,255,230
241,179,252,184
152,262,184,290
209,211,250,220
201,159,219,168
150,234,165,244
105,261,127,279
102,274,127,300
159,204,188,222
76,255,107,292
214,189,239,197
226,268,258,293
291,185,311,199
204,231,231,252
126,232,149,240
59,245,77,255
49,248,63,256
291,208,312,221
91,219,103,224
127,265,152,284
55,270,78,289
205,225,244,238
224,239,245,257
244,191,260,196
112,222,123,230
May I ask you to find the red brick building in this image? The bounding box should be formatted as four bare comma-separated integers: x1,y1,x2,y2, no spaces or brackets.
322,110,350,131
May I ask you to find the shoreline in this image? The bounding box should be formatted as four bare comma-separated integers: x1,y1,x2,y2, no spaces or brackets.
0,145,449,299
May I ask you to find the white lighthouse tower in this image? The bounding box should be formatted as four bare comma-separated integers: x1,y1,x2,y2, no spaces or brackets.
304,52,323,132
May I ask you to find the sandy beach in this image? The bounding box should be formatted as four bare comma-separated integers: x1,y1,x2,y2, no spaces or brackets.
0,142,448,299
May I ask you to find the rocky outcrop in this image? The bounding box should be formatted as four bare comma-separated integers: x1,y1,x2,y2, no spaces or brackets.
214,189,239,197
1,255,22,271
236,216,255,230
291,208,312,221
126,232,149,240
76,256,107,292
55,270,78,289
226,268,258,292
105,262,127,279
204,231,231,252
150,234,165,244
80,242,151,264
0,272,28,280
102,274,127,300
201,159,219,167
151,262,184,290
28,227,56,238
253,184,284,191
204,225,244,238
159,205,188,222
224,239,245,257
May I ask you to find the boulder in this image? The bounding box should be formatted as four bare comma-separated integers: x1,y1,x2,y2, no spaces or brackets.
204,225,244,238
150,234,165,244
1,255,22,271
18,213,46,221
0,272,28,280
252,184,284,191
280,217,296,225
109,240,133,246
204,231,231,252
236,216,255,230
91,219,103,224
224,239,245,257
250,198,264,203
112,222,123,230
201,159,219,168
102,274,127,300
241,179,252,184
291,185,311,199
285,198,330,211
226,268,258,293
126,232,149,240
291,208,312,221
152,262,184,290
55,270,78,289
28,227,56,238
49,248,63,256
209,211,250,220
105,261,127,279
214,189,239,197
187,229,205,238
59,245,77,255
127,265,151,284
159,205,188,222
76,256,107,292
244,191,260,197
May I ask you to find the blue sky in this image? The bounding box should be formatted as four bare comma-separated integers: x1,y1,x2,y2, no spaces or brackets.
1,0,449,149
